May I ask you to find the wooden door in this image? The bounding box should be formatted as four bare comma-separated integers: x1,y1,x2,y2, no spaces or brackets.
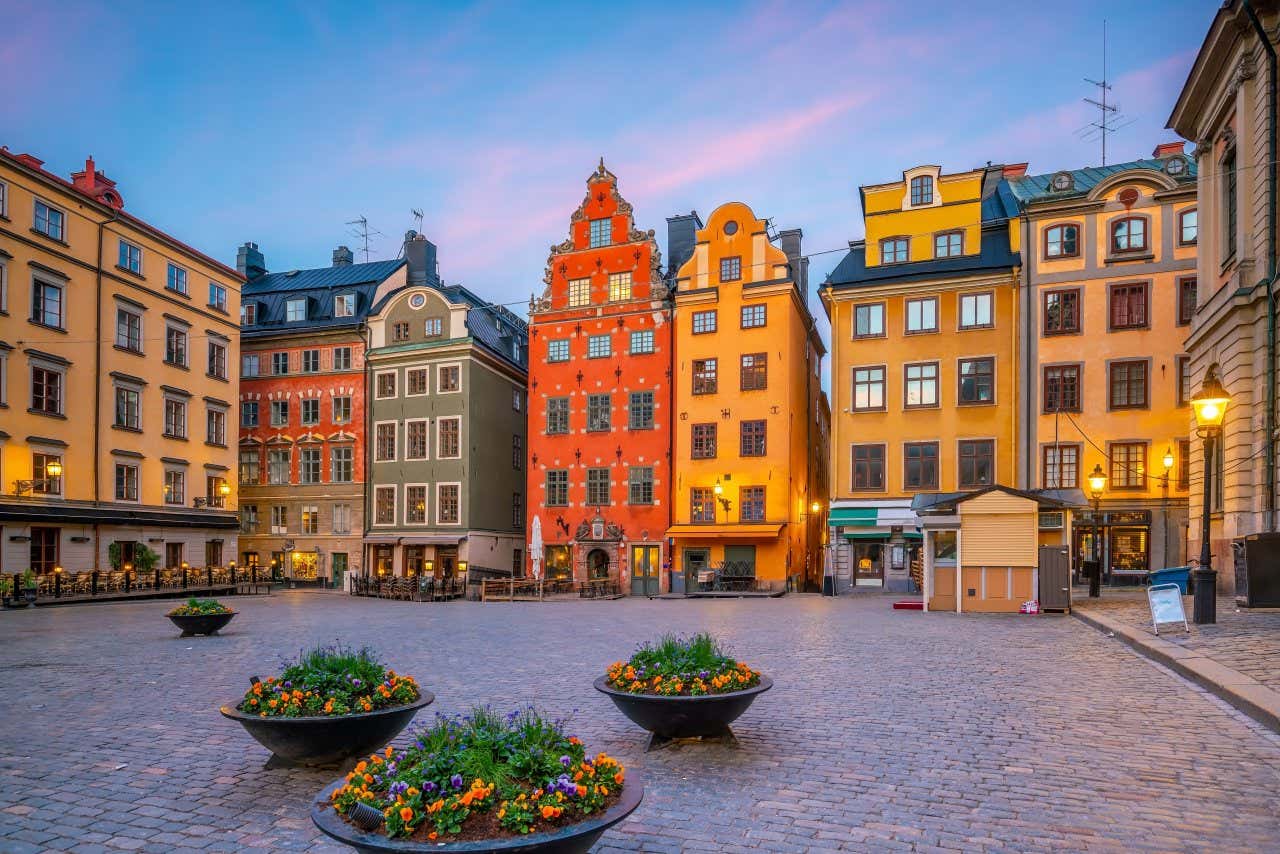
1038,545,1071,610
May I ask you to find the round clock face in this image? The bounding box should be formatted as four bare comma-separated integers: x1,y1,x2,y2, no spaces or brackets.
1052,173,1072,191
408,293,426,309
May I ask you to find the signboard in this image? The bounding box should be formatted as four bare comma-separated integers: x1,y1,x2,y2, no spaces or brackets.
1147,583,1188,635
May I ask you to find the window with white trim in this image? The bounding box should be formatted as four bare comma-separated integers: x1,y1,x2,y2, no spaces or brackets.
567,278,590,307
437,483,461,524
167,264,188,295
33,199,65,241
118,240,142,274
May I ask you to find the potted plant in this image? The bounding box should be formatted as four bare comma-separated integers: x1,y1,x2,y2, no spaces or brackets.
0,576,13,609
312,707,642,854
19,569,37,606
594,633,772,750
220,644,433,767
166,597,236,636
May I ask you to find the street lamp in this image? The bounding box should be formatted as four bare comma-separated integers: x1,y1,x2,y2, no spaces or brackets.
1159,447,1175,570
1191,367,1230,624
1087,464,1106,598
15,459,63,495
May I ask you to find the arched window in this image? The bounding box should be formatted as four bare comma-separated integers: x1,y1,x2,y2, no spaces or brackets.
1179,208,1198,245
1044,223,1080,259
1110,217,1148,254
909,175,934,206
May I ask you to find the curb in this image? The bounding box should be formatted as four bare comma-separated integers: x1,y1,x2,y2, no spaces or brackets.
1074,608,1280,734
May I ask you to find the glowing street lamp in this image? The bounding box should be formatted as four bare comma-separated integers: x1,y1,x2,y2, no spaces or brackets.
1190,367,1230,624
1086,464,1106,598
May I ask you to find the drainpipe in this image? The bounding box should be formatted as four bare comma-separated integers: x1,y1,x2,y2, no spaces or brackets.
1243,0,1278,531
1020,210,1034,491
93,209,120,571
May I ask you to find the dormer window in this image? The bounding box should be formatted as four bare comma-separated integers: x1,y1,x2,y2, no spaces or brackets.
241,303,257,325
1110,217,1147,254
909,175,934,206
334,293,355,318
589,218,611,248
880,237,909,264
285,298,306,322
425,317,443,337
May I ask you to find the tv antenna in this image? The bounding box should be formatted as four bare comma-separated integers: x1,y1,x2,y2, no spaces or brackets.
345,215,383,262
411,208,424,233
1083,19,1120,166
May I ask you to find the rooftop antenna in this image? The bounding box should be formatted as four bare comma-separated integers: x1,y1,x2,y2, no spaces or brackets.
411,208,424,233
345,215,383,263
1083,19,1119,166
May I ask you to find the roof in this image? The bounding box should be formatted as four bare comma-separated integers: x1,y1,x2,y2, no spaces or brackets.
242,259,406,335
440,284,529,370
911,485,1086,514
825,224,1020,291
1007,156,1197,205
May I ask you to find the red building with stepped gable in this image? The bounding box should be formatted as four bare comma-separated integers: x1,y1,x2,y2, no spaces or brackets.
526,161,672,595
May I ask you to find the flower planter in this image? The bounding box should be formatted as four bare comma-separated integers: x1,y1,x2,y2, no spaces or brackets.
310,769,643,854
21,588,36,607
594,675,772,750
167,611,236,636
220,692,434,767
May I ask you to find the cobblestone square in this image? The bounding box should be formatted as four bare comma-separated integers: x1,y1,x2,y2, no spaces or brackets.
1,592,1278,853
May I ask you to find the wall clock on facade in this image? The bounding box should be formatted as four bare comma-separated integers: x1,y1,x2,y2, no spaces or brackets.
408,293,426,309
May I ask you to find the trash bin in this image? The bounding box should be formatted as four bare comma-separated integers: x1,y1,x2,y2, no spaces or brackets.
1234,533,1280,607
822,574,835,596
1149,566,1190,595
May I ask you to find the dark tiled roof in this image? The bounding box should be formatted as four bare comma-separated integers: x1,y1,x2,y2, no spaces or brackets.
242,259,406,335
440,284,528,371
825,225,1021,291
1008,157,1197,204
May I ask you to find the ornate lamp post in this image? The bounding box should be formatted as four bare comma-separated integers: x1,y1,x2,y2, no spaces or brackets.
1087,464,1107,598
1190,368,1230,624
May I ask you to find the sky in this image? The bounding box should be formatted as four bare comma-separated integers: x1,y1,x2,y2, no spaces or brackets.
4,0,1214,326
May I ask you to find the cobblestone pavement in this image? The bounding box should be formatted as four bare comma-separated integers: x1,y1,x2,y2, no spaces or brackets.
1074,591,1280,692
1,591,1279,853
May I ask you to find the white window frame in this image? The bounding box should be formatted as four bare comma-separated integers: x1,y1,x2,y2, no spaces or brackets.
436,481,462,526
586,334,612,359
437,362,462,394
31,275,64,329
436,415,462,460
299,397,320,426
113,381,142,430
241,353,259,377
608,272,632,301
374,420,398,462
163,394,188,439
959,291,994,330
332,395,352,424
374,369,398,400
0,258,8,314
404,483,429,525
115,305,144,353
333,346,352,371
372,485,397,527
905,297,938,333
300,504,320,535
208,339,228,379
271,504,288,535
405,418,430,460
29,358,66,416
164,468,186,506
285,298,306,322
330,446,354,483
334,293,355,318
567,278,591,307
333,502,352,535
405,366,429,397
547,339,570,362
33,198,66,242
166,263,188,295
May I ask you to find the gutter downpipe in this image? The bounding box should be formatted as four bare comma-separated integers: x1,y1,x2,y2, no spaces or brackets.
94,209,120,571
1243,0,1278,531
1020,206,1034,492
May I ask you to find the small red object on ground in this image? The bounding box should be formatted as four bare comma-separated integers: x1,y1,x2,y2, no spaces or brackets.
892,599,924,610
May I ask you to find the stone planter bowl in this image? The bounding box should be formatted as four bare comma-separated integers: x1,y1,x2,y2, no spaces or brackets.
594,675,772,748
167,611,236,636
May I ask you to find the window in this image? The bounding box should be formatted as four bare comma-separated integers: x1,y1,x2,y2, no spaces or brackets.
958,358,994,405
286,299,306,322
512,493,524,529
114,463,139,501
904,362,938,407
332,396,351,423
740,486,766,522
1043,364,1081,412
1177,439,1191,490
740,353,767,391
587,335,611,358
267,449,290,484
328,504,349,536
331,447,353,482
406,486,427,524
1179,209,1198,245
904,442,939,490
629,391,654,429
300,398,319,426
376,371,397,399
852,366,885,410
720,256,742,282
546,470,569,506
905,297,937,333
238,450,259,485
958,439,995,488
1042,444,1080,489
587,468,610,506
1224,149,1238,259
333,347,352,370
270,399,289,427
547,339,570,362
392,321,410,341
301,349,319,373
740,420,767,456
692,423,717,459
209,283,228,312
424,317,443,337
33,200,65,241
241,303,257,325
589,217,611,248
607,272,632,301
31,278,63,328
114,387,141,429
854,303,884,337
630,329,654,354
115,308,142,352
375,422,397,461
272,505,289,534
163,397,186,438
512,434,523,469
1108,360,1148,410
164,469,185,505
567,277,591,307
240,353,258,377
0,180,6,217
1109,283,1148,330
587,393,611,431
628,467,654,504
438,417,461,458
438,364,460,392
1177,356,1192,407
851,444,885,490
32,453,62,495
374,486,396,525
546,397,569,434
301,505,319,535
1110,217,1147,253
406,420,428,459
692,358,718,394
299,447,320,483
166,264,188,294
272,352,289,375
406,367,428,396
741,304,766,328
691,487,716,523
1043,289,1080,335
934,231,962,258
207,408,227,445
240,504,258,534
880,238,909,264
692,310,717,334
959,292,992,329
334,293,355,317
31,365,63,415
910,175,934,206
1110,442,1147,489
1044,224,1079,258
208,341,227,379
1178,277,1197,326
0,259,7,315
117,240,142,274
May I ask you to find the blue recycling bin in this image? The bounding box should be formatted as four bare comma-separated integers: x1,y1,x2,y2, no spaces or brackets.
1149,566,1190,595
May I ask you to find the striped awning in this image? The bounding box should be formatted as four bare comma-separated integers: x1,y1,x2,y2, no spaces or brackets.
829,507,878,527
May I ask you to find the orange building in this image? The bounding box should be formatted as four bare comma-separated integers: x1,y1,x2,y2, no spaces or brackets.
525,161,671,595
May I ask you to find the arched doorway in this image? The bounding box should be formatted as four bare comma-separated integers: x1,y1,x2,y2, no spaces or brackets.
587,548,610,580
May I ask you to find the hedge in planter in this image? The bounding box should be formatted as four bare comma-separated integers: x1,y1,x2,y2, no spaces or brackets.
166,598,236,636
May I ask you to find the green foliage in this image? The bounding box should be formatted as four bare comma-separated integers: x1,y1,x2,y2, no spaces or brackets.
605,632,761,695
108,542,122,572
0,576,11,596
134,545,159,574
168,597,230,616
237,643,418,718
20,568,36,588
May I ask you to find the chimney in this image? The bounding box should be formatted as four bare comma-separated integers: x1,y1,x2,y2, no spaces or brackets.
402,230,439,287
665,211,703,285
1001,162,1029,178
69,156,124,209
332,245,354,267
237,242,267,279
1153,141,1186,159
778,228,807,296
13,152,45,169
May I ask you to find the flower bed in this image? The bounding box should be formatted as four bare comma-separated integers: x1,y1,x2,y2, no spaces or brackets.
238,645,420,718
604,633,761,696
329,708,626,843
167,597,232,616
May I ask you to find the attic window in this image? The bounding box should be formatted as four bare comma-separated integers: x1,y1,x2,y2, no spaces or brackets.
286,298,306,322
241,303,257,325
334,293,355,318
909,175,933,206
1050,171,1074,192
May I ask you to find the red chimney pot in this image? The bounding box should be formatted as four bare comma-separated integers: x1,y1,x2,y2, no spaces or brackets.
1153,141,1186,158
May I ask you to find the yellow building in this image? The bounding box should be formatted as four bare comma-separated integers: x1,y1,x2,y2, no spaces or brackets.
0,151,241,579
666,203,827,593
1007,144,1198,580
821,164,1024,592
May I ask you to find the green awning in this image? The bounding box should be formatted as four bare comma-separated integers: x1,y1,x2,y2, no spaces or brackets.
903,532,923,541
843,532,891,541
830,507,878,527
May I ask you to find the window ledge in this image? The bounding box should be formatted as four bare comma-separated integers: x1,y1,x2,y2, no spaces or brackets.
29,228,69,247
163,434,190,442
27,319,68,334
113,344,145,357
165,287,191,300
28,408,67,419
114,265,146,280
1105,253,1155,265
206,373,229,383
111,424,143,433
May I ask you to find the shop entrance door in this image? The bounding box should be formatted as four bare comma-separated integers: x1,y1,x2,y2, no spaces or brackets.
853,542,885,586
683,549,709,595
630,545,659,596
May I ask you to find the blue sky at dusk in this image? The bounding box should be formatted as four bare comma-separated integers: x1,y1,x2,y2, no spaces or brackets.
6,0,1211,317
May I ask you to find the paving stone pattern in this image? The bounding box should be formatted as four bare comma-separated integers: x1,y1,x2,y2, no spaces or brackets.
1,592,1278,853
